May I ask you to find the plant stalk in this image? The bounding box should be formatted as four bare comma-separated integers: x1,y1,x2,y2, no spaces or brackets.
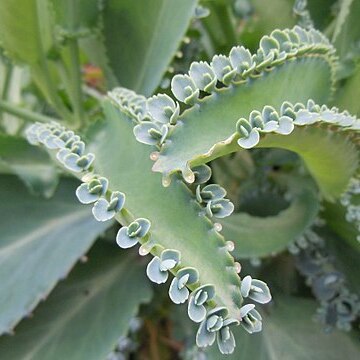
66,0,85,128
0,99,56,124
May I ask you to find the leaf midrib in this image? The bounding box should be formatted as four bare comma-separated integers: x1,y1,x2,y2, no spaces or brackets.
0,210,89,256
22,261,130,360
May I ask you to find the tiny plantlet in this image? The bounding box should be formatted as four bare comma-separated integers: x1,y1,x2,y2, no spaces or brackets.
0,0,359,358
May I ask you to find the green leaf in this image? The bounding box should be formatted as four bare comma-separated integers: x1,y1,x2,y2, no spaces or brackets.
307,0,337,30
0,242,152,359
200,1,238,53
325,229,360,294
0,134,59,197
0,0,74,120
205,296,360,360
332,0,360,60
322,202,360,251
336,64,360,116
152,31,337,192
0,0,52,64
50,0,100,32
90,100,243,320
257,126,359,200
0,176,110,334
221,185,319,258
240,0,296,49
101,0,198,95
152,39,359,199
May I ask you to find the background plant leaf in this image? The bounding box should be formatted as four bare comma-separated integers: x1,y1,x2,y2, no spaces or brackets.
0,134,59,197
322,201,360,251
0,241,152,359
335,64,360,116
101,0,198,95
50,0,100,32
221,186,319,258
0,0,53,64
240,0,295,50
0,176,111,335
332,0,360,60
205,296,360,359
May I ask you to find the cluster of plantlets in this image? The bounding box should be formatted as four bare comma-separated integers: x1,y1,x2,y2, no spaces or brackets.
25,107,272,354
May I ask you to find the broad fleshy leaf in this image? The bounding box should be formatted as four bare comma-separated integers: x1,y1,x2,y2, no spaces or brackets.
0,242,152,359
89,100,243,321
0,176,111,335
221,185,319,258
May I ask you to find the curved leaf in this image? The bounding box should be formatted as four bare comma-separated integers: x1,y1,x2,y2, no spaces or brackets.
24,106,251,354
90,100,243,321
221,186,319,258
154,99,359,200
152,29,339,195
256,126,359,200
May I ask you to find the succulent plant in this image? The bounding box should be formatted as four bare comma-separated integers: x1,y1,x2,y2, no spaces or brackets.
0,0,359,359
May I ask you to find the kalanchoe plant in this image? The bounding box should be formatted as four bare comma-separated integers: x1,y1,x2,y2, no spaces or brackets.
0,0,360,359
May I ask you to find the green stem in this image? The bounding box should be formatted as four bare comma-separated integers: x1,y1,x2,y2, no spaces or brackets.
0,99,56,123
33,1,73,122
66,0,85,128
32,54,73,121
218,4,238,46
0,62,12,100
55,58,73,101
67,39,85,128
0,62,13,129
202,3,238,51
